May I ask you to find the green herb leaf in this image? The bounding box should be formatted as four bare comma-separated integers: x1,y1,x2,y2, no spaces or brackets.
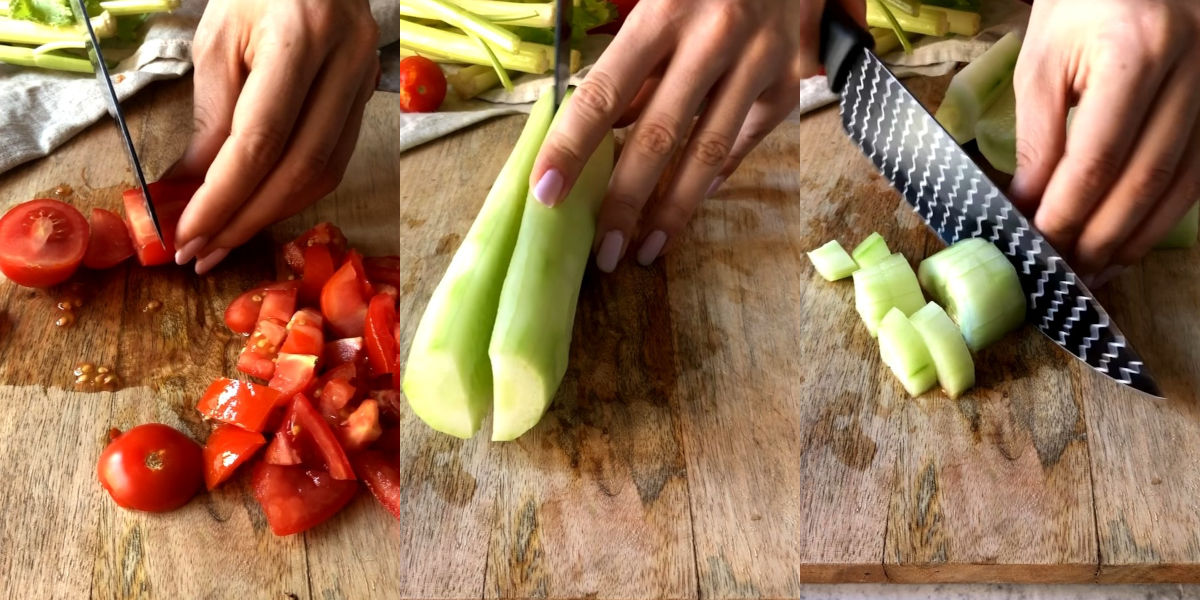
10,0,102,27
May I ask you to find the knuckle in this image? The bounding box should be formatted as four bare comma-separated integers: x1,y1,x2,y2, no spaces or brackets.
544,138,587,171
574,71,623,123
1068,151,1123,185
1036,206,1085,241
1125,166,1176,204
632,118,680,158
691,130,733,167
605,192,645,220
653,197,696,231
235,127,290,170
1014,138,1042,171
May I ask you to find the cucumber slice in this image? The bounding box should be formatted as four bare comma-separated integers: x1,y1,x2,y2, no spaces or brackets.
878,308,938,397
975,80,1016,175
909,302,975,398
807,240,859,281
1155,202,1199,249
935,31,1022,144
918,238,1026,351
854,253,926,337
852,232,891,268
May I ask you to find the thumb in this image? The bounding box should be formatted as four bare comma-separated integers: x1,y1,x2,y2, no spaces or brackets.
1009,48,1068,216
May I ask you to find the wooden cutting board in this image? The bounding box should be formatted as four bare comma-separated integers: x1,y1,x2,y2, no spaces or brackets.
1,74,1198,598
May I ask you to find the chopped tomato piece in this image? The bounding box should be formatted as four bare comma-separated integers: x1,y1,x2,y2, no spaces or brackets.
323,337,363,368
268,353,318,401
280,309,325,356
344,250,374,298
224,281,299,336
251,461,358,536
321,259,370,338
282,222,348,273
352,451,403,520
320,378,356,412
0,198,89,288
83,208,135,270
298,244,336,307
259,287,298,323
364,293,398,377
362,255,401,289
196,378,282,433
202,424,266,490
275,394,356,481
122,179,200,267
338,399,382,453
264,432,302,465
238,318,288,379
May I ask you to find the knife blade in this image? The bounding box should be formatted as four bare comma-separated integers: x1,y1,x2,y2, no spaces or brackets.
552,0,573,108
72,0,165,248
818,12,1162,397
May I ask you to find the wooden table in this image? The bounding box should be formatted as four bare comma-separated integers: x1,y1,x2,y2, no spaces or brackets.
2,73,1199,598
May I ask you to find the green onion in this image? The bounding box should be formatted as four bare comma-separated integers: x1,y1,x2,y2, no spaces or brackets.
467,29,515,92
402,92,557,439
807,240,859,281
974,80,1016,174
866,2,948,36
1156,203,1199,249
852,232,891,268
935,31,1022,144
854,252,926,337
869,2,914,54
909,301,975,398
878,307,938,397
918,238,1026,351
399,18,550,73
402,0,523,53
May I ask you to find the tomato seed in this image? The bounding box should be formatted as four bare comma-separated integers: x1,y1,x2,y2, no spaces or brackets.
55,313,75,328
97,366,110,374
75,363,95,375
75,374,90,385
142,300,162,313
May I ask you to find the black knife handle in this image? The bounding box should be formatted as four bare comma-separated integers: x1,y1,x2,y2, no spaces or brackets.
819,4,875,94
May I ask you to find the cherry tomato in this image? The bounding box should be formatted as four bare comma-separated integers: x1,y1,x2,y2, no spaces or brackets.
364,293,398,377
321,259,370,338
268,353,318,401
399,56,447,113
282,222,348,273
0,198,89,288
97,423,203,512
83,208,135,270
590,0,639,35
196,378,282,433
122,179,200,267
202,424,266,490
224,281,300,336
251,461,358,536
280,309,325,356
298,244,336,307
352,450,403,520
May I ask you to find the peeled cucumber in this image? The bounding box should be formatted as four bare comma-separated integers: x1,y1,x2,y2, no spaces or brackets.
852,232,891,268
402,93,556,439
808,240,859,281
975,80,1016,175
935,31,1022,144
1155,202,1199,249
854,253,926,337
489,92,615,442
909,302,975,398
878,308,938,397
918,238,1026,351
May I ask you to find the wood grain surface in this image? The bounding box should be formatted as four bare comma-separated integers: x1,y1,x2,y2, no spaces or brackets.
1,72,1198,598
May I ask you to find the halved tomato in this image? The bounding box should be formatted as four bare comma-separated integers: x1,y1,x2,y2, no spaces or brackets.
251,461,358,536
224,280,299,336
364,293,398,377
196,378,282,433
122,179,200,267
280,309,324,356
268,353,318,401
274,394,355,481
352,450,403,520
0,198,89,288
83,208,135,270
202,424,266,490
282,222,348,273
299,244,336,307
321,259,370,338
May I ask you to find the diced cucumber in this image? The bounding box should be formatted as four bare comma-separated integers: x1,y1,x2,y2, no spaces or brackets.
975,80,1016,175
854,253,926,337
808,240,859,281
935,31,1022,144
918,238,1026,351
852,232,891,268
878,308,938,397
1155,203,1199,249
909,302,975,398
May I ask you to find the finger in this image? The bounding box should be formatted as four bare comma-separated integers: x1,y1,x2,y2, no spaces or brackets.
1032,46,1172,259
614,74,663,129
593,32,738,273
1008,45,1069,215
1072,62,1200,275
528,7,674,206
165,13,242,180
174,22,329,259
714,76,803,189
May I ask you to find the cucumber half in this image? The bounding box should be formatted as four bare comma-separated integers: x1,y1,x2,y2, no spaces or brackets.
918,238,1026,351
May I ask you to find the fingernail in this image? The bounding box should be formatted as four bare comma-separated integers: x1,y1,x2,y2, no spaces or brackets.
174,236,207,265
1093,265,1124,289
533,169,564,206
636,230,667,267
595,230,624,273
194,248,230,275
707,176,726,198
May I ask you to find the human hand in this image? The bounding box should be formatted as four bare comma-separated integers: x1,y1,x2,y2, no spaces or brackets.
1011,0,1200,287
528,0,866,272
170,0,381,274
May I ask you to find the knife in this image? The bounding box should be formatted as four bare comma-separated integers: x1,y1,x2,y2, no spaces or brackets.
818,10,1162,397
552,0,573,108
72,0,165,248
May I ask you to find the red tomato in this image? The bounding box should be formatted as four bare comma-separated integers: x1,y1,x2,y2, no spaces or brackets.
299,244,336,307
251,461,358,536
399,56,447,113
259,287,298,323
202,424,266,490
352,450,403,520
338,399,382,453
196,378,282,432
362,255,401,289
364,293,398,377
591,0,639,35
83,208,135,270
0,198,89,288
321,259,370,338
97,423,204,512
323,337,364,368
264,433,302,466
276,394,355,481
238,318,288,380
224,281,300,336
280,309,325,356
268,353,318,401
321,378,357,412
122,179,200,267
282,222,348,273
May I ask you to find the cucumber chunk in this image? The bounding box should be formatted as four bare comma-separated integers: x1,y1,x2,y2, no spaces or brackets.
935,31,1022,144
918,238,1026,351
878,308,938,397
975,80,1016,175
854,253,926,337
852,232,891,268
808,240,859,281
909,301,975,398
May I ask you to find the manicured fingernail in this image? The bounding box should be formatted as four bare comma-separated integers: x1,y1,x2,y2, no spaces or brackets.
595,230,624,273
707,176,726,198
1093,265,1124,289
637,230,667,267
533,169,564,206
174,236,207,265
194,248,230,275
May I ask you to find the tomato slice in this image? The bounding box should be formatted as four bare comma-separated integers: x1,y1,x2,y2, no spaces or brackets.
364,293,398,377
276,394,355,481
0,198,89,288
352,450,403,520
238,318,288,380
299,244,336,307
202,424,266,490
264,432,303,465
251,461,358,536
260,287,298,323
268,353,318,401
280,309,324,356
197,378,282,432
323,337,364,368
122,179,200,267
362,255,401,289
224,280,300,336
338,399,382,453
83,208,135,270
321,259,370,338
282,222,348,273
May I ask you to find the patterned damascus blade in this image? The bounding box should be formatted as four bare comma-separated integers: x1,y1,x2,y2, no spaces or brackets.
819,20,1161,397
